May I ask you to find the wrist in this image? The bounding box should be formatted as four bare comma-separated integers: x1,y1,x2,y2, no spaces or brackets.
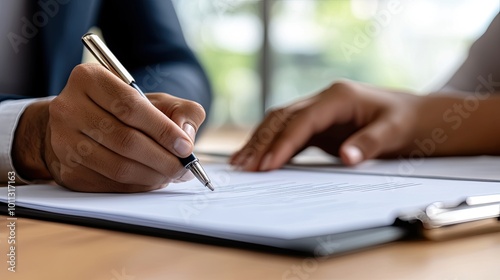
12,100,52,180
406,93,500,156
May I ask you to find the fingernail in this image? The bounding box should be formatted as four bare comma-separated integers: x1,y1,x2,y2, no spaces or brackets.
259,153,273,171
174,138,192,157
344,146,363,165
183,123,196,141
173,170,195,183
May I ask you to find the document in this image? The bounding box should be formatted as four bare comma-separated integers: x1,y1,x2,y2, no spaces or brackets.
289,150,500,182
1,163,499,252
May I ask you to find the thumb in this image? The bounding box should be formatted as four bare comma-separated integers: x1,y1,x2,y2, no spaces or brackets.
339,117,398,165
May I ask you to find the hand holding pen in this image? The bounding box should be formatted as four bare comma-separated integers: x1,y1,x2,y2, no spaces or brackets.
82,33,213,191
16,33,212,193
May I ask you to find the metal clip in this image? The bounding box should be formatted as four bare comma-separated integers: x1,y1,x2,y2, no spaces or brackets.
398,194,500,240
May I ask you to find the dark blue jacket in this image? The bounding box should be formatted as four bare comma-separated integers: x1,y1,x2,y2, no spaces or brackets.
0,0,212,114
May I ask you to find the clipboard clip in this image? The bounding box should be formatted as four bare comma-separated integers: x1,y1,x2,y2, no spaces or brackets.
397,194,500,240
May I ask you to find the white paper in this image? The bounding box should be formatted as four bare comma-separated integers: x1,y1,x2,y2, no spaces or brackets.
289,149,500,181
1,163,499,247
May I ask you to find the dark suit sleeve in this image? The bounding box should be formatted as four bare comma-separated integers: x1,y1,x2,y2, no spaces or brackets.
97,0,212,115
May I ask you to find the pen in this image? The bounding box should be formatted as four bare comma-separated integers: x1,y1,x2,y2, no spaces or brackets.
82,33,214,191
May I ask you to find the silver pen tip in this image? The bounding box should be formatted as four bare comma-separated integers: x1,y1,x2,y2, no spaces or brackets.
206,182,215,191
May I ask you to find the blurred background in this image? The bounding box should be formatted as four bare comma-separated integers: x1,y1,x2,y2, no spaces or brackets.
172,0,499,131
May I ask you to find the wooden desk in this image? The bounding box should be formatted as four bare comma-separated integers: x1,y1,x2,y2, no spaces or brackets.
0,216,499,280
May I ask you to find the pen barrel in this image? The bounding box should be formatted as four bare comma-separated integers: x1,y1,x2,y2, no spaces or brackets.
179,154,197,167
82,33,212,190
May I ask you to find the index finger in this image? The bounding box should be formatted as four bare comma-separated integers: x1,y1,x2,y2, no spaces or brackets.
70,64,194,158
233,91,353,171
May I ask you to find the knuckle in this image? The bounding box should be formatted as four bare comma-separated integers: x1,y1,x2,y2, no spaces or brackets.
114,127,139,151
112,94,139,121
189,101,206,123
70,64,90,78
331,79,353,89
265,107,283,118
328,80,356,97
69,64,96,85
157,123,176,145
111,162,134,183
266,107,284,117
264,107,287,124
171,100,206,125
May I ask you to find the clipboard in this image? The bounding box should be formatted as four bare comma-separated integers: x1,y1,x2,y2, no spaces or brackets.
1,160,500,256
1,193,499,256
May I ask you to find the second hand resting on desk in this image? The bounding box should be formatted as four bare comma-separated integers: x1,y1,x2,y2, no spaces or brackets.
82,33,214,191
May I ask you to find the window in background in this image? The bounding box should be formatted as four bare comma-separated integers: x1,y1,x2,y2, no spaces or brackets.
173,0,263,128
173,0,499,128
268,0,499,107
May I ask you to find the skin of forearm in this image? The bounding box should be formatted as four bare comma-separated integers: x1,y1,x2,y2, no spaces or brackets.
404,93,500,157
11,100,52,180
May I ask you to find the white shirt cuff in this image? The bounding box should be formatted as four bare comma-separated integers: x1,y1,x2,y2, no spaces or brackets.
0,97,55,183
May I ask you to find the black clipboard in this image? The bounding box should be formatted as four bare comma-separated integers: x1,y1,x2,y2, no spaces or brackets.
2,194,498,256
